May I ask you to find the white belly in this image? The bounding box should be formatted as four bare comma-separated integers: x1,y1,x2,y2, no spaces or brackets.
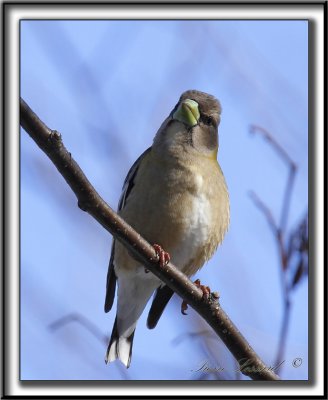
171,175,212,270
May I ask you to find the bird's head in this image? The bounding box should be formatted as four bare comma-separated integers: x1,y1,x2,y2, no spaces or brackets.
153,90,222,160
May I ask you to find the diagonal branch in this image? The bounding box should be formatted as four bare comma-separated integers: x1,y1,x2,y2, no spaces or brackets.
20,97,280,381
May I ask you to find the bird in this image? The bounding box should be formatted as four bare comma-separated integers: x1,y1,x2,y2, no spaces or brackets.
104,90,230,368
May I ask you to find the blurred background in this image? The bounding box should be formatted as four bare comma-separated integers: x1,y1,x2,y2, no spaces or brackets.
20,20,308,380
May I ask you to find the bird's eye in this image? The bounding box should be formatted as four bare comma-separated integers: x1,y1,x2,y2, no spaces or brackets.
202,115,215,126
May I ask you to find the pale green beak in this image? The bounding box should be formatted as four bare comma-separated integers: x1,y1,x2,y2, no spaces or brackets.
173,99,200,127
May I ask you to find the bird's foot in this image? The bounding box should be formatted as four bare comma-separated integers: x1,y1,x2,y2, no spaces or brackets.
194,279,211,300
181,300,188,315
153,244,171,267
195,279,220,303
181,279,220,315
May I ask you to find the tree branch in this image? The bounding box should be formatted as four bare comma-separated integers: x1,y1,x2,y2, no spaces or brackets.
20,97,280,381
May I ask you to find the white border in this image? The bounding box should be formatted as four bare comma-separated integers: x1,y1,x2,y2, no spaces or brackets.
5,3,325,397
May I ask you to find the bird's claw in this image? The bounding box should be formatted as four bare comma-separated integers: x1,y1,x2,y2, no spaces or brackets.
194,279,211,300
181,300,188,315
153,244,171,267
181,279,213,316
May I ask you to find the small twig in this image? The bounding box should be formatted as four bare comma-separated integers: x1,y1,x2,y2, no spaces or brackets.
280,162,297,236
249,125,296,168
249,125,306,375
274,299,291,369
248,191,278,236
20,98,280,380
48,313,130,379
48,312,108,345
172,330,215,346
248,189,289,298
249,124,298,236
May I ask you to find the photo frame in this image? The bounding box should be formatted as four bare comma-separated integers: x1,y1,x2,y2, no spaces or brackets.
2,1,326,398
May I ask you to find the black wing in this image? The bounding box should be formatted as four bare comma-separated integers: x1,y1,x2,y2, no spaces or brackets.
104,241,117,313
147,285,175,329
104,147,152,313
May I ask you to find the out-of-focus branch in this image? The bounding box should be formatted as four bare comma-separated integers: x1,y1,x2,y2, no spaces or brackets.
49,313,107,345
248,191,278,235
250,124,297,233
20,97,280,381
48,313,130,379
249,125,296,167
249,124,308,372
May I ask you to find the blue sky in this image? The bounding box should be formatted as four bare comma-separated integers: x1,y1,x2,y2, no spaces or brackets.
20,20,308,380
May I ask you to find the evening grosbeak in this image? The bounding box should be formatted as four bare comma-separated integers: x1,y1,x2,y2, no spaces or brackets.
104,90,230,367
